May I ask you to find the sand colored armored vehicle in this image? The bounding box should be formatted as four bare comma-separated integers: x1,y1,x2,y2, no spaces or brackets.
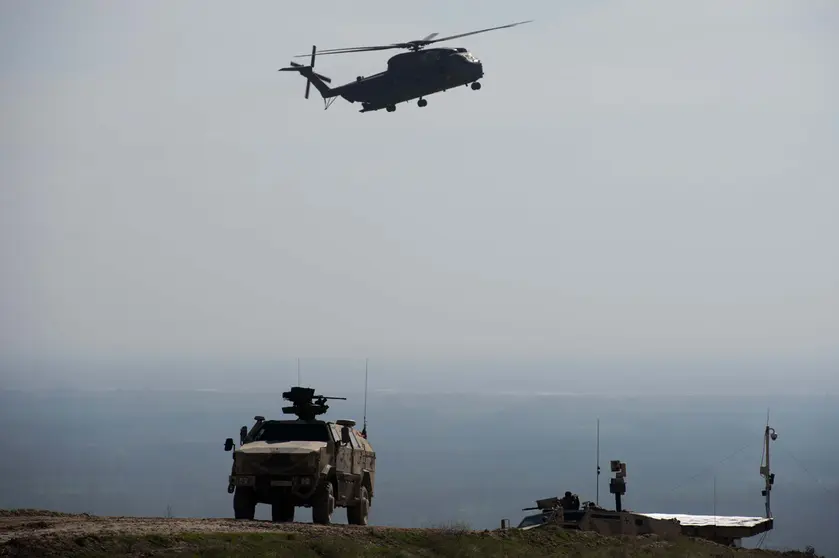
511,443,777,548
515,494,683,538
223,386,375,525
515,486,773,547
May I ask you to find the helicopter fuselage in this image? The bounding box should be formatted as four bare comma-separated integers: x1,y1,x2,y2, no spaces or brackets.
333,47,484,112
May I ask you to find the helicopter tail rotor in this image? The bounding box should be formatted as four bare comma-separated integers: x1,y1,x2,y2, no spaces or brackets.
279,47,334,101
305,45,316,99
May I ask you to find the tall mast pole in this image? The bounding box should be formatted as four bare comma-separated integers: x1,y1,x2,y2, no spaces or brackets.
596,418,601,506
362,358,369,438
760,410,778,519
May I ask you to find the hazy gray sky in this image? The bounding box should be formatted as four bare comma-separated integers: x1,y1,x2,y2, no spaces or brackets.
2,1,837,384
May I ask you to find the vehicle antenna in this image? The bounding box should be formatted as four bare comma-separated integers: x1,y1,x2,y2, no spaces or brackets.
362,358,369,438
596,418,601,506
297,357,301,386
713,475,717,528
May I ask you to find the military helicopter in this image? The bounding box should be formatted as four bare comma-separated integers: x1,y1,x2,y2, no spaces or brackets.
278,20,531,113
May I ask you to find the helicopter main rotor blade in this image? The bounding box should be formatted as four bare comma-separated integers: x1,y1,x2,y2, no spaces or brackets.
306,33,437,56
292,20,531,58
423,20,533,45
295,44,402,57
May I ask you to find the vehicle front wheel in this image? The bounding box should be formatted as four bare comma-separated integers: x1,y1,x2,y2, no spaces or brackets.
347,486,370,525
272,499,294,523
233,487,256,520
312,482,334,524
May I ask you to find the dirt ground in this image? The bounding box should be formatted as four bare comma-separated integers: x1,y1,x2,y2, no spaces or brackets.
0,509,819,558
0,509,397,543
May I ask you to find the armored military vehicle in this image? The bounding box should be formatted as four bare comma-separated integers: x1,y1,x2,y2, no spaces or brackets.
223,386,375,525
509,451,777,548
514,494,682,538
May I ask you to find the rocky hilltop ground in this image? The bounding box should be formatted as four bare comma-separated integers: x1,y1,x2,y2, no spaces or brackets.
0,509,821,558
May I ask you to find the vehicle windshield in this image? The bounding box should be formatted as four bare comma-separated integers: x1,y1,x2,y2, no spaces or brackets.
252,422,330,443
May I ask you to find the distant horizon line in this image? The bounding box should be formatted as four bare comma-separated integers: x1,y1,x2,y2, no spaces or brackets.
1,387,835,398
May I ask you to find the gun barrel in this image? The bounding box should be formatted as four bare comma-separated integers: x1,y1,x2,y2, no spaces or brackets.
322,396,347,400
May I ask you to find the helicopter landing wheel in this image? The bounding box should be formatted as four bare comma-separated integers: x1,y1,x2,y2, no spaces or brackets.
417,98,427,108
471,81,482,91
386,104,396,112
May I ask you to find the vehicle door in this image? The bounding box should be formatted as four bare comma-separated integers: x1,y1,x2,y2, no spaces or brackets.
330,424,352,474
347,430,365,476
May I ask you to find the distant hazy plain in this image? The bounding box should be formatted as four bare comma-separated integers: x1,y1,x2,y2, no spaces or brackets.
1,388,836,556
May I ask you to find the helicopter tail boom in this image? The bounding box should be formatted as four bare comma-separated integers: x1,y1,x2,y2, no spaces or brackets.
278,62,335,98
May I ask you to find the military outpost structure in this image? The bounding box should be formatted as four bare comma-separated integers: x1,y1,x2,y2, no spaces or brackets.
223,385,375,525
509,422,779,548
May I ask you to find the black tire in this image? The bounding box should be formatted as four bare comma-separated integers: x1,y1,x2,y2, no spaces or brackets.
312,481,335,525
347,486,370,526
272,499,295,523
233,487,256,520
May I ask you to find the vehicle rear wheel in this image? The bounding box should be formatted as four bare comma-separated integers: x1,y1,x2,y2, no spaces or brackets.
347,486,370,525
386,105,396,112
312,481,334,524
272,499,295,522
233,487,256,520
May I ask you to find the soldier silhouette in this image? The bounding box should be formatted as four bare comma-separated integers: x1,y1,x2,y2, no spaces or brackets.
560,491,580,510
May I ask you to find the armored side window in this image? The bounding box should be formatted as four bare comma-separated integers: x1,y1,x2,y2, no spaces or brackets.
329,424,343,444
347,430,363,450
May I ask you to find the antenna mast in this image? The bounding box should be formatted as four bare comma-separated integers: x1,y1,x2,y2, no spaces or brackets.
297,357,301,386
596,418,601,506
361,358,369,438
713,475,718,539
760,411,778,518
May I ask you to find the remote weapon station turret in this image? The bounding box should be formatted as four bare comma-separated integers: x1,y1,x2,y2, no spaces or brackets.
223,386,375,524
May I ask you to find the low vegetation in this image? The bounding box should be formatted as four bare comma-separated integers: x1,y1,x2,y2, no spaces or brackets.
1,524,822,558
